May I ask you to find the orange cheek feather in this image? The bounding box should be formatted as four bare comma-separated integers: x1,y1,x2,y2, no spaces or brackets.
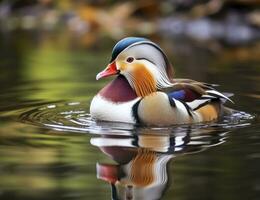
132,63,156,97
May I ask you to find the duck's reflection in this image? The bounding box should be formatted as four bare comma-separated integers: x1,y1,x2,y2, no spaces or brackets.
90,128,228,200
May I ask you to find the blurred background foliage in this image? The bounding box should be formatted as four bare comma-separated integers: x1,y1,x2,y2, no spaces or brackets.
0,0,259,45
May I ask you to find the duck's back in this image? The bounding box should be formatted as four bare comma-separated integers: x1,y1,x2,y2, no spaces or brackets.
134,79,232,125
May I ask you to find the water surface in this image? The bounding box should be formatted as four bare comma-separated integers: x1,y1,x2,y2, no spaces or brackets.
0,31,259,200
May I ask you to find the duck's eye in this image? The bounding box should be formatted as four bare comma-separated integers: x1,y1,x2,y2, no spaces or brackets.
126,57,134,63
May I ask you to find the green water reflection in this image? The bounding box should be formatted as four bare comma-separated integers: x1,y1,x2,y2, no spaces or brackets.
0,30,259,200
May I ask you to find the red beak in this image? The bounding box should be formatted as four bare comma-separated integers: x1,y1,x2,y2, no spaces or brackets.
96,62,119,80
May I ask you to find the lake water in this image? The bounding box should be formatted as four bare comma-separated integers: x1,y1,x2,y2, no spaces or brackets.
0,31,259,200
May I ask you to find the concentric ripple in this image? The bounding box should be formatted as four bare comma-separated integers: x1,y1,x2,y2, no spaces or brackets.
18,101,255,136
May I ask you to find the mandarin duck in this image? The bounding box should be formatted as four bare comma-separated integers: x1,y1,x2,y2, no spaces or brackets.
90,37,233,125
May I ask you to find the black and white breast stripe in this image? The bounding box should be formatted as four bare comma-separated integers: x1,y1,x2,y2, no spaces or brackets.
132,100,141,123
168,96,194,117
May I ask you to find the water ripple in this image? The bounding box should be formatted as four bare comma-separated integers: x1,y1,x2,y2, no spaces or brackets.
18,101,254,136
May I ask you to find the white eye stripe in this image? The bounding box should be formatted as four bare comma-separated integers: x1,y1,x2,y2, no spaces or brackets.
136,57,156,65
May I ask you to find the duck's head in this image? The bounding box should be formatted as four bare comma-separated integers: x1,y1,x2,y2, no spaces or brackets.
96,37,174,97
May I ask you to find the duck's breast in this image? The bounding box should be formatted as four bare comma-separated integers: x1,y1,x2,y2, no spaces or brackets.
90,75,139,123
